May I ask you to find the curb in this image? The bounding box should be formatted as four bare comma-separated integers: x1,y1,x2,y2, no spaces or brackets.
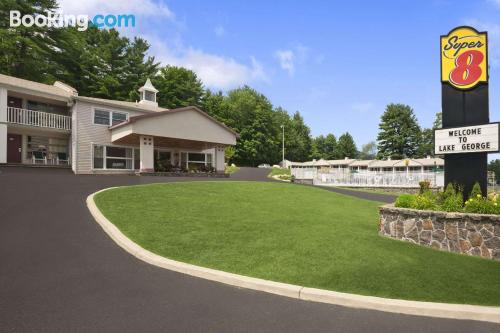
87,188,500,324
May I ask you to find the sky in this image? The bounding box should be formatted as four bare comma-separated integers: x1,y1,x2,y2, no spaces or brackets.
59,0,500,157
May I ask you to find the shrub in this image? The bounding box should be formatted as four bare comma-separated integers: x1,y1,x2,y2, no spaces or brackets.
441,193,463,212
419,180,431,194
470,182,482,199
395,194,416,208
437,183,463,212
464,197,497,214
412,192,438,210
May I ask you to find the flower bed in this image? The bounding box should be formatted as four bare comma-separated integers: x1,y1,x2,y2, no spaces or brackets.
395,182,500,214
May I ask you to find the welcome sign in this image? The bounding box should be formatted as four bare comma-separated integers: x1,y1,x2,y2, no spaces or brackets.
435,123,499,154
440,26,488,90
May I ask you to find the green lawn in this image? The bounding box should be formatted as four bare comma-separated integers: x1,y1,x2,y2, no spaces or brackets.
94,181,500,306
268,167,291,180
336,187,408,196
268,167,291,176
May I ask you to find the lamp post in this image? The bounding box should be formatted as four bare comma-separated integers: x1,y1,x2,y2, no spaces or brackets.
280,124,285,167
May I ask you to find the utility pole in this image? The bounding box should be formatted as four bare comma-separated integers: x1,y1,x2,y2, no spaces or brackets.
281,124,285,167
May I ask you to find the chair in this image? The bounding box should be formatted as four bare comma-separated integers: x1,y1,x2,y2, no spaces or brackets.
56,152,69,165
32,151,47,165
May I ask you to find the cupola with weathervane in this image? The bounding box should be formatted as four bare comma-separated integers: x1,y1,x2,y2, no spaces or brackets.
138,78,159,107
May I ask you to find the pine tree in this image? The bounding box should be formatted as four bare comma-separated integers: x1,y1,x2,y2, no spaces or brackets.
337,132,358,158
0,0,62,82
377,103,421,159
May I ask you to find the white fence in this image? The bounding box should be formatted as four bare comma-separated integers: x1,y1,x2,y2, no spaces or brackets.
291,168,444,188
7,107,71,131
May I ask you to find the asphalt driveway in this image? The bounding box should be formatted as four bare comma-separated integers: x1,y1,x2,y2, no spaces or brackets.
0,167,498,332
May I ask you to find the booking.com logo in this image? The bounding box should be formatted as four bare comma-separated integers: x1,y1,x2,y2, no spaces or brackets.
9,10,135,31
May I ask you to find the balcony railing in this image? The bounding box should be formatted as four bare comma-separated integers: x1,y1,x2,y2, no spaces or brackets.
7,107,71,131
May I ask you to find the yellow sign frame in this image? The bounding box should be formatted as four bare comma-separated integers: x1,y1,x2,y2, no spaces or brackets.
440,26,488,90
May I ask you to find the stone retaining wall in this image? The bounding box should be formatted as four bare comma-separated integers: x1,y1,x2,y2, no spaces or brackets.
379,205,500,260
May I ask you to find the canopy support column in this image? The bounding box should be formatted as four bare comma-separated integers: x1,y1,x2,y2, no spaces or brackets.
140,135,154,172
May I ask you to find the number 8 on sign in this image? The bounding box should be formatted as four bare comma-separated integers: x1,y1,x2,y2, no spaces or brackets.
449,50,484,87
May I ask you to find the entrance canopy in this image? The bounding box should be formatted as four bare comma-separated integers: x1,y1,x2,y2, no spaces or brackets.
110,106,238,148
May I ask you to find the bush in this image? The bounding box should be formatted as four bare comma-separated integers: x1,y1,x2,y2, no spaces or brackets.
438,183,463,212
393,181,500,214
441,193,463,212
412,192,438,210
419,180,431,194
464,197,497,214
395,194,416,208
470,182,483,199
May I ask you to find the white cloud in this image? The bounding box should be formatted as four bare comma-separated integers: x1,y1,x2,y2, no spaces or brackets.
464,19,500,68
148,37,269,89
274,50,295,76
58,0,174,19
59,1,268,90
274,43,316,76
214,25,225,37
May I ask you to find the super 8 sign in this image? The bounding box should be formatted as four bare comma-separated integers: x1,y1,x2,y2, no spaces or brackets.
440,26,488,90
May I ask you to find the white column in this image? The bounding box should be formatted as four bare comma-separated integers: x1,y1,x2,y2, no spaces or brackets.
140,135,154,172
215,147,225,172
0,87,7,163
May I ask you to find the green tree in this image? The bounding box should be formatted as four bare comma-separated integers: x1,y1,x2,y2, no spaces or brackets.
223,86,280,166
417,128,434,157
0,0,62,82
377,103,421,159
202,90,228,121
287,111,312,161
153,66,204,109
337,132,358,158
310,135,326,159
359,141,377,159
417,112,442,158
323,134,338,159
124,37,159,101
433,112,442,129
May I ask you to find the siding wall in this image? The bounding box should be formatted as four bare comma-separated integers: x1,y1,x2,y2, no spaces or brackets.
73,101,230,174
73,101,145,174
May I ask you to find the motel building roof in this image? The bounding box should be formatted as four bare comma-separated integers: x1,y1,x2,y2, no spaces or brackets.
290,157,444,168
0,74,239,150
109,106,239,149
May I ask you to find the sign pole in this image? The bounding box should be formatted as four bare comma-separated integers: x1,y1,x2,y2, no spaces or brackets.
439,26,490,198
441,85,489,197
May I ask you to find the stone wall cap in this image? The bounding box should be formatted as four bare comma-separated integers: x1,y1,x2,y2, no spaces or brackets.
380,204,500,223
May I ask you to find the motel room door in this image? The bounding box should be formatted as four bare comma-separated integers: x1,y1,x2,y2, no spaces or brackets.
7,134,22,163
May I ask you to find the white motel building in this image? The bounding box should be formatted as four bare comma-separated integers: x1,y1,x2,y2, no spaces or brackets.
289,157,446,188
0,74,238,174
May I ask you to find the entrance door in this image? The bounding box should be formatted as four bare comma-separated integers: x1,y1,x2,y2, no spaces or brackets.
7,134,22,163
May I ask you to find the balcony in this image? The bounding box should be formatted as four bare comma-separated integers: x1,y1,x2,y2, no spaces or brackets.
7,107,71,131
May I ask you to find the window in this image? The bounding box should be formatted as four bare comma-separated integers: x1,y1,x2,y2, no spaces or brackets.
94,109,128,126
112,112,127,126
93,145,133,170
93,145,104,169
144,91,156,102
27,136,69,161
94,110,110,125
180,152,214,170
27,100,66,115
